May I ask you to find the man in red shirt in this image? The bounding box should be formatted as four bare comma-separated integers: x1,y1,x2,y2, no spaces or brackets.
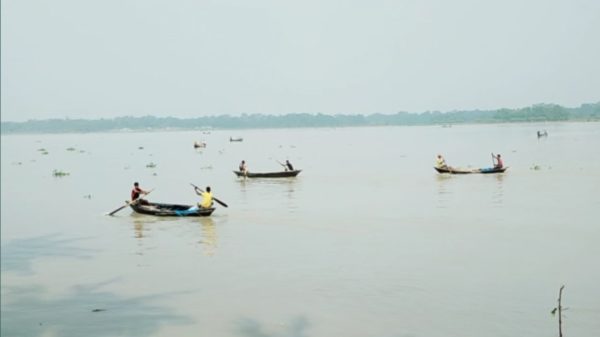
131,182,149,204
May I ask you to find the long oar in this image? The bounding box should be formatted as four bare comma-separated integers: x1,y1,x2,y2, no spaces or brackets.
276,160,287,170
107,189,154,216
190,183,228,208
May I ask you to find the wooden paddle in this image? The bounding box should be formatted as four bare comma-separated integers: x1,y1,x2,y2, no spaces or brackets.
107,189,153,216
276,160,288,171
190,183,229,208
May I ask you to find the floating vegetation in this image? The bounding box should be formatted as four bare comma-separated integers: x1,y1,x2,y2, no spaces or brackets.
531,165,541,170
12,162,22,165
83,194,92,199
79,150,85,153
37,148,46,152
53,169,70,177
201,165,213,170
66,147,76,151
41,151,49,155
152,172,158,176
138,146,144,150
146,162,157,168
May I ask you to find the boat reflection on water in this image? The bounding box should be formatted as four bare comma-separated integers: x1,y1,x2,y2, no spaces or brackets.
435,173,453,209
199,217,217,256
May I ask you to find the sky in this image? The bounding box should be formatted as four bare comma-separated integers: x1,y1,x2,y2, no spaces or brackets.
1,0,599,122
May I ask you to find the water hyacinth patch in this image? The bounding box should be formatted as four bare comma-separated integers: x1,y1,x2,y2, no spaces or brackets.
53,169,70,177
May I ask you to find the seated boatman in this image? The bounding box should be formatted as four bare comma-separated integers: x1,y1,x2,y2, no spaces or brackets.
191,186,213,210
131,182,150,205
435,154,448,169
285,160,294,171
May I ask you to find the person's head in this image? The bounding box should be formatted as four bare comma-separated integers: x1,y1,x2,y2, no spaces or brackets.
206,186,211,192
241,160,245,164
286,160,290,163
437,154,442,159
497,154,501,158
134,182,139,187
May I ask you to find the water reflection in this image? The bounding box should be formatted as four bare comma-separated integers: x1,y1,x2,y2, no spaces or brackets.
435,174,453,209
1,234,95,274
131,213,162,239
199,217,217,256
237,178,298,196
1,281,191,337
491,173,505,206
236,316,310,337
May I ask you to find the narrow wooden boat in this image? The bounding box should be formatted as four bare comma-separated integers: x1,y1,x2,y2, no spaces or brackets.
129,202,215,216
434,166,508,174
233,170,302,178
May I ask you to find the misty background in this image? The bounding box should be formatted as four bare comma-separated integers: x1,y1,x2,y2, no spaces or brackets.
2,0,599,122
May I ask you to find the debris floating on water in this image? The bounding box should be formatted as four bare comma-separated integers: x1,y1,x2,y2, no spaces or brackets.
53,169,70,177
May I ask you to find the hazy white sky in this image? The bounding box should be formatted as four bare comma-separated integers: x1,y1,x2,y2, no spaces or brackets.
1,0,599,121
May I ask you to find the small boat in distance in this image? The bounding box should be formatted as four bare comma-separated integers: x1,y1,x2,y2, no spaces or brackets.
230,137,243,142
233,170,302,178
194,141,206,148
129,202,215,216
434,166,508,174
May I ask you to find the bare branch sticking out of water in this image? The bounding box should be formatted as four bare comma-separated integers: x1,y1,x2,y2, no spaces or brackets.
551,285,565,337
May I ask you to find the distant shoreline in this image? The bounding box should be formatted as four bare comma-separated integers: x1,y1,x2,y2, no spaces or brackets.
2,102,598,135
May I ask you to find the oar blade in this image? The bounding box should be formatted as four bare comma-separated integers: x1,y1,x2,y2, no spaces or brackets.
107,202,129,216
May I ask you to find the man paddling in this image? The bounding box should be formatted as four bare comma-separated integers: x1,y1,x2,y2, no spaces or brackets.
131,182,150,205
193,186,214,209
492,153,503,169
435,154,448,169
279,160,294,171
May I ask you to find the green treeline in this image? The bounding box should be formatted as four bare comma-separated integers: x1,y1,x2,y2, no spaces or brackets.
1,102,599,134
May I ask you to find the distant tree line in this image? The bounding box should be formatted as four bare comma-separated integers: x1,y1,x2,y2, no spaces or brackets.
1,102,599,134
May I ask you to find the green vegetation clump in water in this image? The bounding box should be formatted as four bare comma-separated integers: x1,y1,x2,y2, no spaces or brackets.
146,162,157,168
53,169,70,177
66,147,76,151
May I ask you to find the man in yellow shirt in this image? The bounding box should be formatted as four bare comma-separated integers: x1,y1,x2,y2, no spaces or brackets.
196,186,213,208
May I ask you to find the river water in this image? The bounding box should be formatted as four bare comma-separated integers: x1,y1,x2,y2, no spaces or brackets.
1,122,599,337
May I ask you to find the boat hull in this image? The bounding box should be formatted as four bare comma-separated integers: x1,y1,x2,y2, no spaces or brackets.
434,167,508,174
233,170,302,178
129,202,215,216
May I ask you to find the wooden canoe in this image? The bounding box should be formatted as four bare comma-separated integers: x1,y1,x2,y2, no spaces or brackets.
434,166,508,174
129,202,215,216
233,170,302,178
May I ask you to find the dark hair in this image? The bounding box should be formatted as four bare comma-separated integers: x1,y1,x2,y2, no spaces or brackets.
134,182,139,186
206,186,211,192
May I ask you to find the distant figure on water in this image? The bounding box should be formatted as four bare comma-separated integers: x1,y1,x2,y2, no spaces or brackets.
435,154,448,169
493,154,503,169
131,182,149,205
537,130,548,138
285,160,294,171
239,160,248,174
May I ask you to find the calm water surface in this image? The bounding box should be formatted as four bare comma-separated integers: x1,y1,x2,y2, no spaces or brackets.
2,123,599,337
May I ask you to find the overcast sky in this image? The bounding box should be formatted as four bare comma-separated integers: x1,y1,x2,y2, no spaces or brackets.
1,0,599,121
